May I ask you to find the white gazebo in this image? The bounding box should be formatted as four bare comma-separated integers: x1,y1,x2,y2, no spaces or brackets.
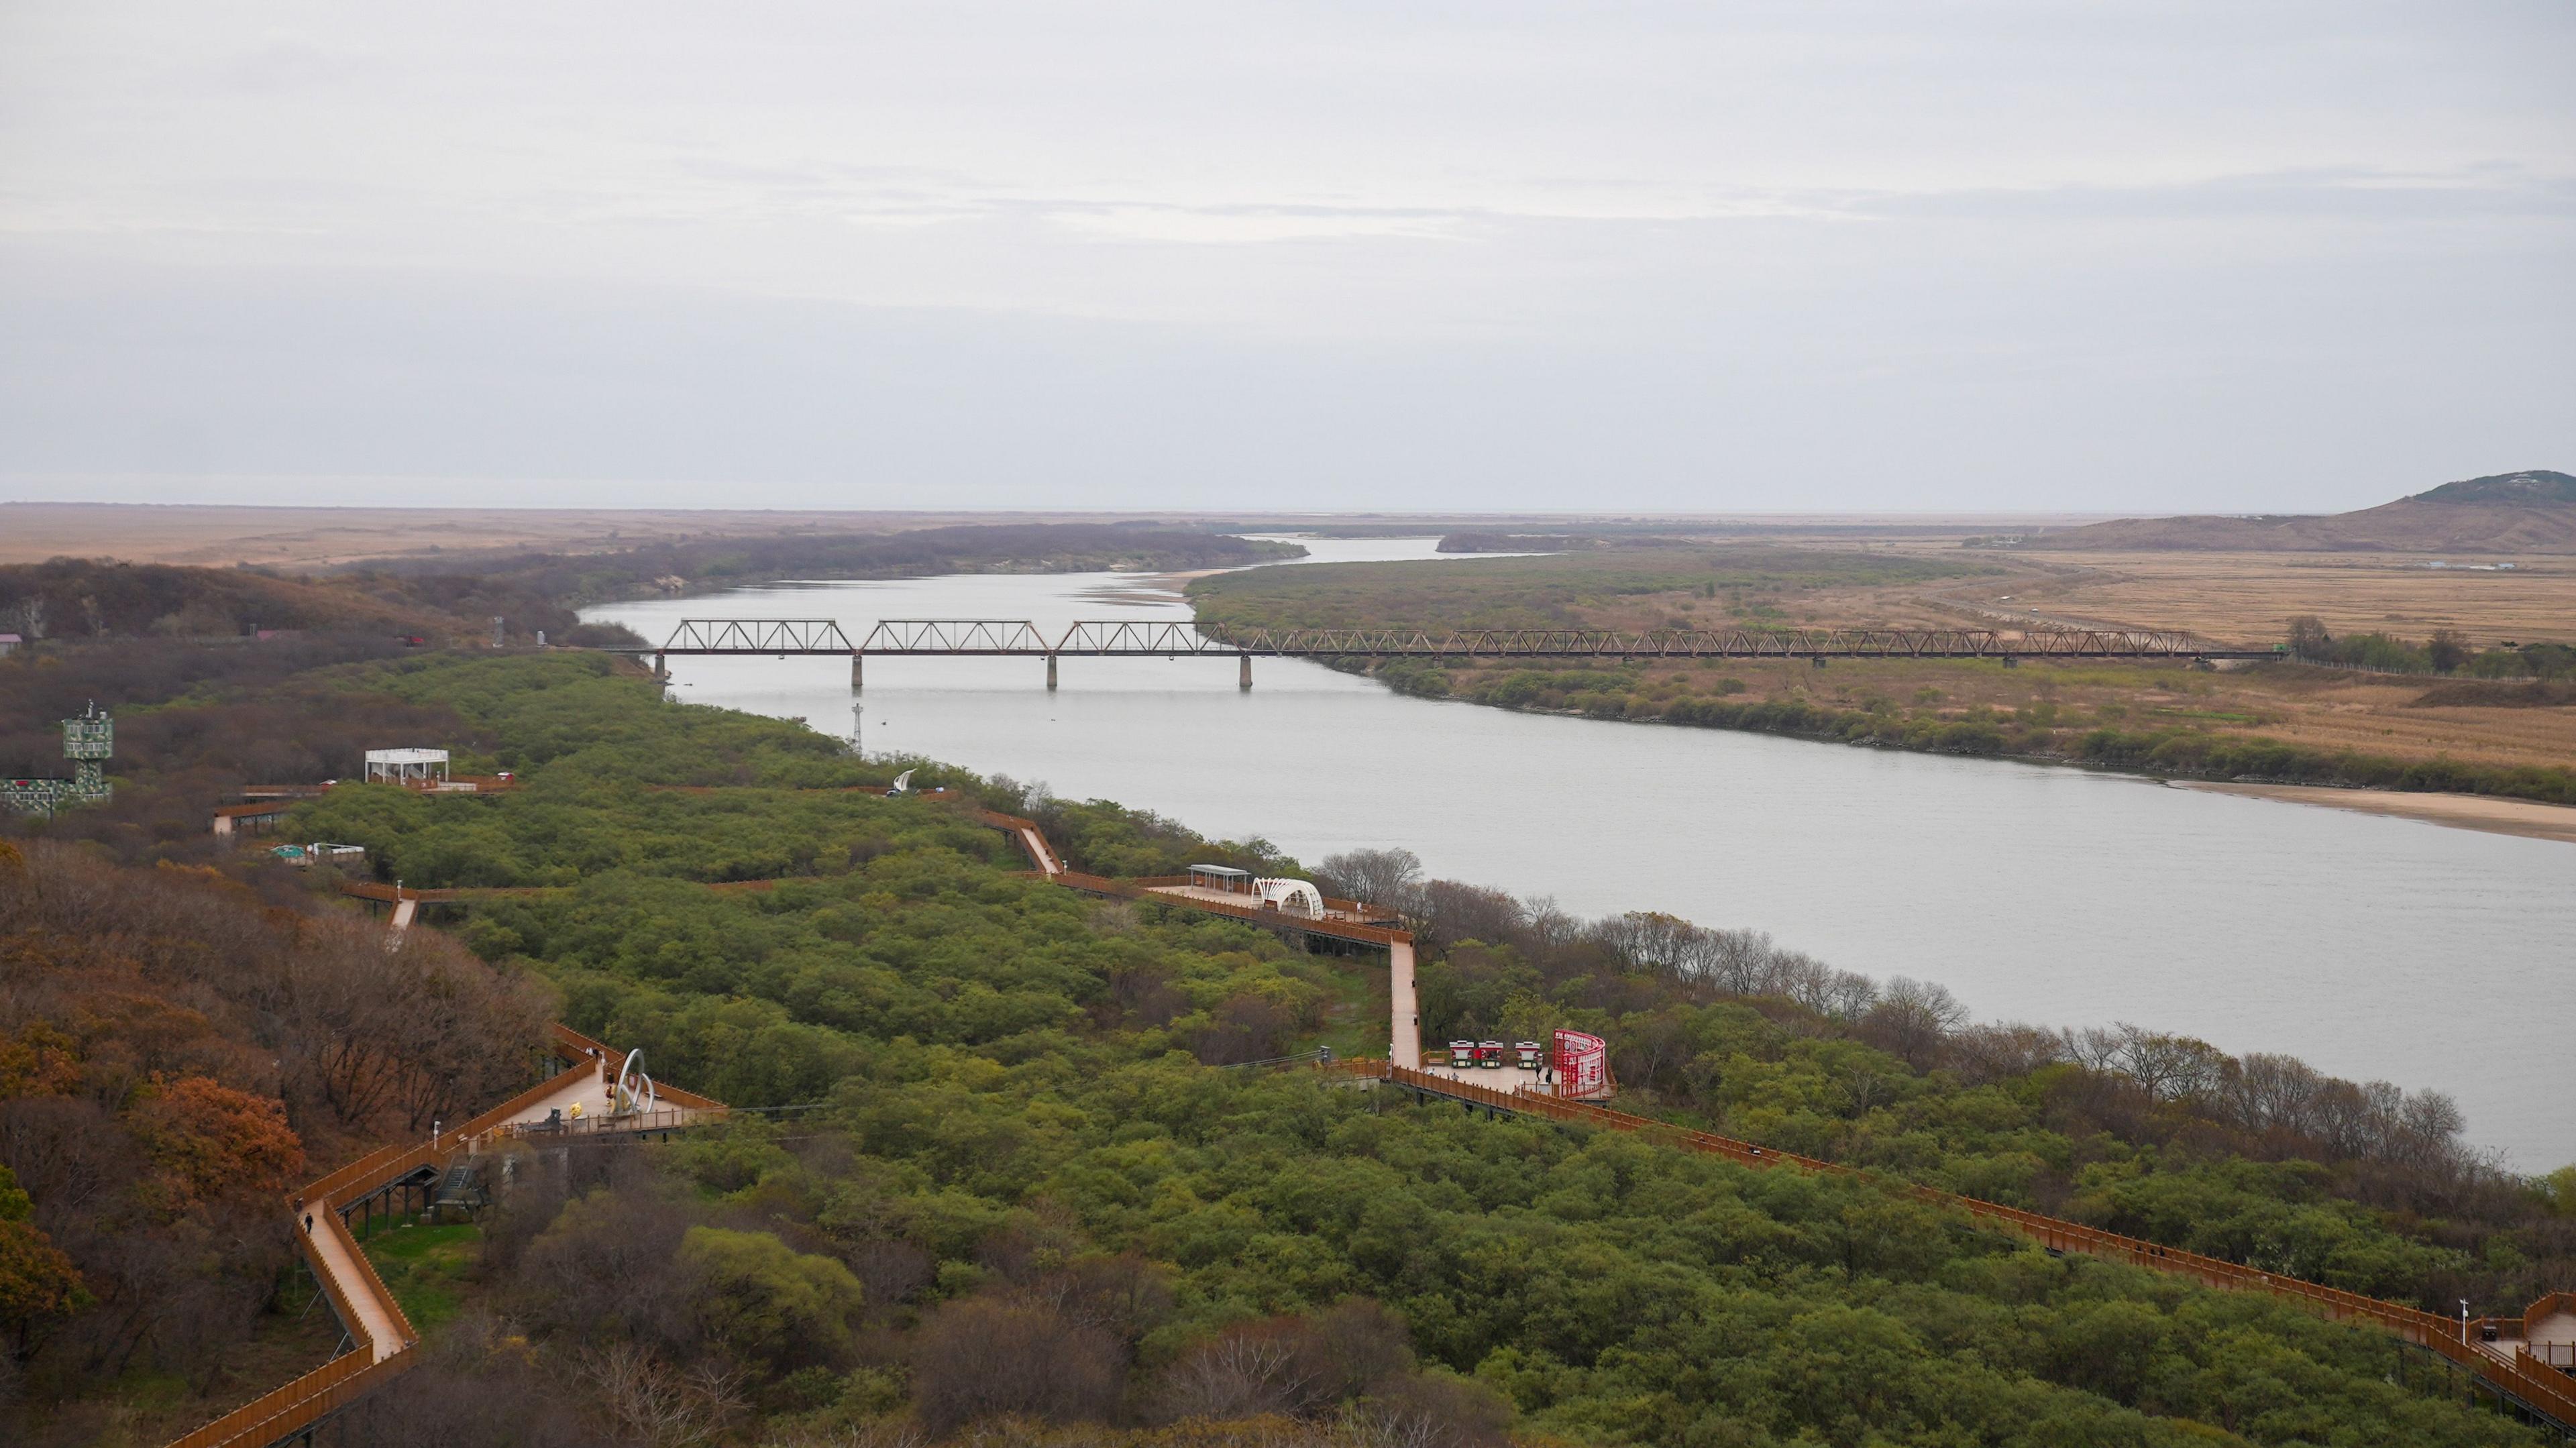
364,748,450,785
1254,877,1324,918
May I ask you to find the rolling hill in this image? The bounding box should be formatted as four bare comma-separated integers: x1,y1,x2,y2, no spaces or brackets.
2031,469,2576,553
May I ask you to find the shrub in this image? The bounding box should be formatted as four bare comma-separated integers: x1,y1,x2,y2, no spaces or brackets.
910,1297,1124,1436
679,1225,865,1370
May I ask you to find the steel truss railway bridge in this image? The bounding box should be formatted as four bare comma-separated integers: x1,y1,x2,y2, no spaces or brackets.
644,618,2277,689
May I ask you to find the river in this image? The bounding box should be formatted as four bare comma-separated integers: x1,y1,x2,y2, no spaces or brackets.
586,538,2575,1168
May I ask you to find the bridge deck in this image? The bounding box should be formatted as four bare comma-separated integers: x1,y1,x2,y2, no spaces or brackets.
301,1209,406,1363
498,1066,617,1128
647,618,2271,660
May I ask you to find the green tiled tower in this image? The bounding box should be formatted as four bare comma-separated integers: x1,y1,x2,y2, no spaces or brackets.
3,702,114,816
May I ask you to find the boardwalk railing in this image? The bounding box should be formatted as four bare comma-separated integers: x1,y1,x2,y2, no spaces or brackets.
496,1105,727,1141
1362,1060,2576,1429
165,1030,724,1448
1059,869,1413,949
162,1351,405,1448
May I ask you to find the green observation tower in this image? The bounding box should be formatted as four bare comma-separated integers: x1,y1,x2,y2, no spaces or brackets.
3,702,114,817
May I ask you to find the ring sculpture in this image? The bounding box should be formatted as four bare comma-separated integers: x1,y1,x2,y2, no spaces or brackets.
614,1048,657,1117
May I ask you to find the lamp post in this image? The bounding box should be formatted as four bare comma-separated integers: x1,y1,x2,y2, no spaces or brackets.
2460,1298,2469,1345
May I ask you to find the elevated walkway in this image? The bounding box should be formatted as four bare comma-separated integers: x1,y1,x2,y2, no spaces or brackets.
283,795,2567,1436
1362,1060,2576,1436
164,1025,725,1448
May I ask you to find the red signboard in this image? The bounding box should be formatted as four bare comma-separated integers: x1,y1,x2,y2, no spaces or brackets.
1552,1029,1611,1100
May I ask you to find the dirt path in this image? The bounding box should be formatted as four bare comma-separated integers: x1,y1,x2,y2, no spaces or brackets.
2171,782,2576,844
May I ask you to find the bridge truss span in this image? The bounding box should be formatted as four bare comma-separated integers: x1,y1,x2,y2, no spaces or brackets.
660,618,857,654
1204,624,2218,659
655,617,2257,660
857,619,1059,654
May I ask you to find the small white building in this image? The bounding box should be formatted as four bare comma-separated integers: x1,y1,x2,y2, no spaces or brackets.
1187,864,1255,894
364,748,450,785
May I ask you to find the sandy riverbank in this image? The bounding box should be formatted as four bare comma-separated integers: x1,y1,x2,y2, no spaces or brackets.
2172,781,2576,844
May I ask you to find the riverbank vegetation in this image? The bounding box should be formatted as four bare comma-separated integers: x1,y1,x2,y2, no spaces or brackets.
1189,547,1986,634
0,522,1299,654
5,651,2567,1445
1189,550,2576,805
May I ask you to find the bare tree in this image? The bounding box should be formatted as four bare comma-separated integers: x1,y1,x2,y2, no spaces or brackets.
1159,1323,1330,1420
1413,881,1523,950
1948,1023,2068,1085
579,1341,745,1448
1349,1374,1513,1448
911,1297,1124,1437
1861,977,1966,1069
1315,848,1424,916
2287,614,2332,660
2112,1025,2223,1101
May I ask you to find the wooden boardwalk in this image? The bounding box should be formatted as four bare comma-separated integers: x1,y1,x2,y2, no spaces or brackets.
162,1027,724,1448
172,792,2571,1443
1369,1060,2576,1435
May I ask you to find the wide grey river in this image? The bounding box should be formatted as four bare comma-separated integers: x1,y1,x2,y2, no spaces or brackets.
589,539,2575,1167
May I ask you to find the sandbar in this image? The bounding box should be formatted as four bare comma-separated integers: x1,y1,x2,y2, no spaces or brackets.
2172,781,2576,844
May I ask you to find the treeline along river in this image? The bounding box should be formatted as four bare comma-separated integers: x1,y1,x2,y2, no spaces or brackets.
589,539,2576,1168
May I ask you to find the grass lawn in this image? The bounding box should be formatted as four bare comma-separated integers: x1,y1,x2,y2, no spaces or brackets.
361,1221,482,1333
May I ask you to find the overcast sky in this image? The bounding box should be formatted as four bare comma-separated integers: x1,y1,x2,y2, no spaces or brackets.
2,2,2569,514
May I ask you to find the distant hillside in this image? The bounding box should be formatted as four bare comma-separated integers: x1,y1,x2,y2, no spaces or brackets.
2030,469,2576,553
0,524,1304,650
0,558,449,642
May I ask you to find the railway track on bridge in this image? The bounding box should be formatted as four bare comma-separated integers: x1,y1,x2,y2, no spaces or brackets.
643,617,2275,664
639,613,2277,685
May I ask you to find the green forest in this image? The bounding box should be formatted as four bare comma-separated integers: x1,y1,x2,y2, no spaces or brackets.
3,649,2571,1446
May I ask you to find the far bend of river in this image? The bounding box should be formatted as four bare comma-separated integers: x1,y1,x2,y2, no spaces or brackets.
588,539,2576,1168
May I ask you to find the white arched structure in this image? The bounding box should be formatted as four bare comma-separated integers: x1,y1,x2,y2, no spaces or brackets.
1254,877,1323,918
614,1048,658,1116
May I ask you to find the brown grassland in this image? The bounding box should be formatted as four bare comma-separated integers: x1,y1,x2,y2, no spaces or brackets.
1191,539,2576,803
1588,544,2576,774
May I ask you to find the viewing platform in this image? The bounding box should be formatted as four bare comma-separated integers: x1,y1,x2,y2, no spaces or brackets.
2478,1292,2576,1373
1136,864,1402,929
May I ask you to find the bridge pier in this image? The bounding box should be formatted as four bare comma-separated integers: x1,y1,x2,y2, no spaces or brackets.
1046,655,1058,691
652,653,667,687
850,653,863,691
1238,653,1252,691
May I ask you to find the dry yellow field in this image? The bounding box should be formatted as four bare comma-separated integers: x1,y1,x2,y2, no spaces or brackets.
0,502,921,567
1499,538,2576,775
1587,656,2576,773
0,502,1127,569
1915,549,2576,648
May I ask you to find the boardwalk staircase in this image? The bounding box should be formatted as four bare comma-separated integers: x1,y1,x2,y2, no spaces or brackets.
162,1025,729,1448
428,1160,487,1221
